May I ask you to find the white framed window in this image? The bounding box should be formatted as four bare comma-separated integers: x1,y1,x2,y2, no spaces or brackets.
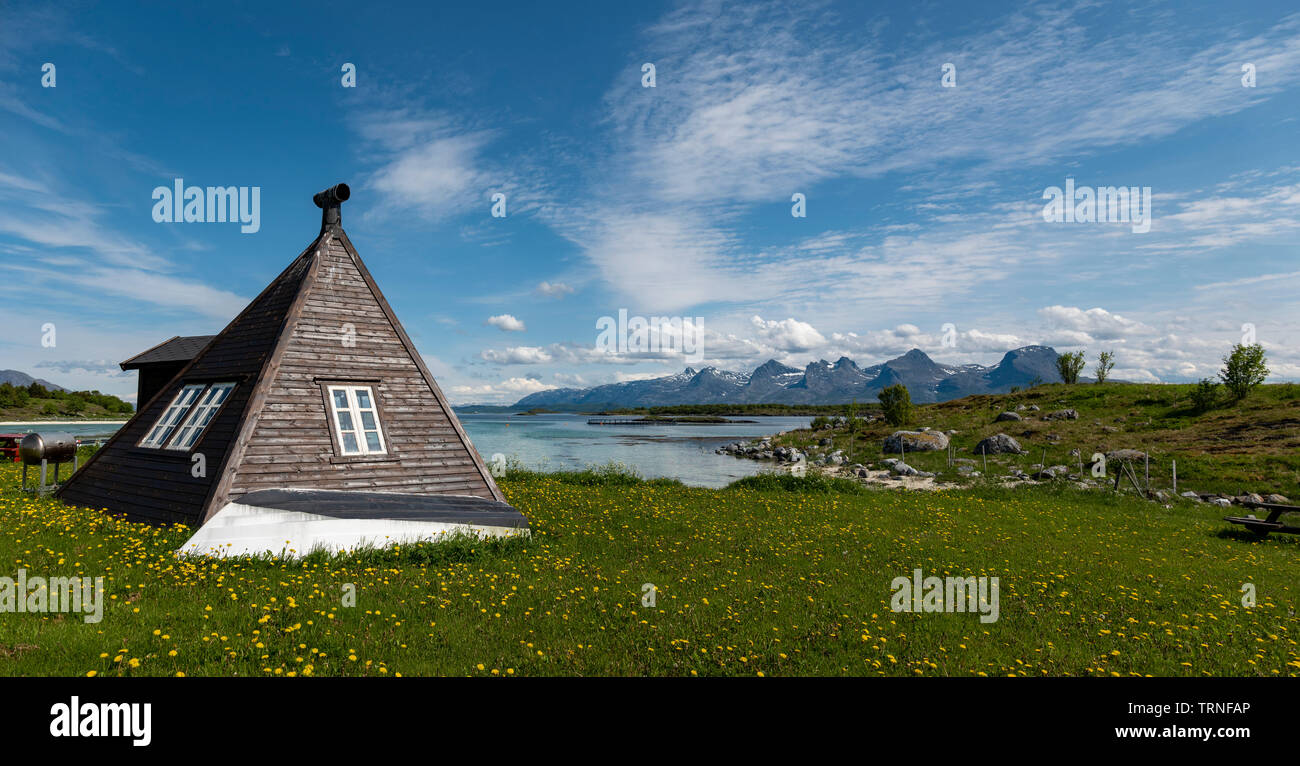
327,385,386,456
139,384,206,448
166,382,235,451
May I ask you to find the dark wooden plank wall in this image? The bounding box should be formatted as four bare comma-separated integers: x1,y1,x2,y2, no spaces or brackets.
56,253,315,525
229,237,495,500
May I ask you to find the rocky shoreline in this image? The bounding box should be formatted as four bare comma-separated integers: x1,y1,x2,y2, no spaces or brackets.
716,429,1291,508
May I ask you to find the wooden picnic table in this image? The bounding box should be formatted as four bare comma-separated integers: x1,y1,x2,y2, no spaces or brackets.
1224,501,1300,538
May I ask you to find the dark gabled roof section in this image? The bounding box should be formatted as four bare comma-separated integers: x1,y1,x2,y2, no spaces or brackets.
56,237,324,524
120,335,218,369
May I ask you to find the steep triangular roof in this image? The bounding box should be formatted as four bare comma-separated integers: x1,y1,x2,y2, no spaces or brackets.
58,185,505,526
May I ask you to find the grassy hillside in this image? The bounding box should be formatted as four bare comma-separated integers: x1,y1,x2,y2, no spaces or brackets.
759,382,1300,497
0,382,133,421
0,462,1294,677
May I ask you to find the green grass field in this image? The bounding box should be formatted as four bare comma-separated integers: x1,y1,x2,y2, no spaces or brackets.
765,382,1300,497
0,459,1294,677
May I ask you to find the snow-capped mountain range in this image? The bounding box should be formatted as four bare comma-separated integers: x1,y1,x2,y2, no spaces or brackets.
513,345,1065,408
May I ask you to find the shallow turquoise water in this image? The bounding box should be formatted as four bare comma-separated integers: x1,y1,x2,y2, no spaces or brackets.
458,413,809,488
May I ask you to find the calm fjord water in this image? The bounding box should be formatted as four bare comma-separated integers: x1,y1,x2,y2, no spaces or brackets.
457,413,811,488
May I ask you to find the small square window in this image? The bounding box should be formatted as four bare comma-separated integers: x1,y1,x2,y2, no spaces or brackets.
326,385,386,456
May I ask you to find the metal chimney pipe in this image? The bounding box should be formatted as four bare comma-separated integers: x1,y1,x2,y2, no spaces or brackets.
313,183,351,231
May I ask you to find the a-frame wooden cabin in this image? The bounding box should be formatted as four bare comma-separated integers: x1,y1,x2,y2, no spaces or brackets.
58,184,526,555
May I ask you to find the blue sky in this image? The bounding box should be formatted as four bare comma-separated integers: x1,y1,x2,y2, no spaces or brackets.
1,0,1297,404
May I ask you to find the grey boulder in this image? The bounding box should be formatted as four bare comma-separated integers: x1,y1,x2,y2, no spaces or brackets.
882,430,950,453
974,433,1023,455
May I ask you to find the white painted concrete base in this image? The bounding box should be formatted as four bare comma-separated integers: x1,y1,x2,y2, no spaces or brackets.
177,501,528,559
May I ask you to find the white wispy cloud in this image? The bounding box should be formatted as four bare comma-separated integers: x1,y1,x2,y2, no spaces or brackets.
350,105,548,224
549,1,1300,324
0,169,247,320
1194,270,1300,291
535,280,575,298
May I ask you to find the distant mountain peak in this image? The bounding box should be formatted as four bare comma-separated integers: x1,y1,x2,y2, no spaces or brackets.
1002,345,1054,359
752,358,799,376
0,369,66,392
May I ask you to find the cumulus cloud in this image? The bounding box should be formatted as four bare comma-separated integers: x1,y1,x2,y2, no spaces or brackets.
449,377,557,399
1038,306,1151,341
486,314,527,332
961,329,1027,351
480,346,551,364
471,299,1297,395
749,316,827,352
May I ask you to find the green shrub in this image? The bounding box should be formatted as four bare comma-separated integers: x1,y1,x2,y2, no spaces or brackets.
1095,351,1115,384
1056,351,1086,384
0,383,29,408
1190,378,1218,412
877,384,912,426
1220,343,1269,401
